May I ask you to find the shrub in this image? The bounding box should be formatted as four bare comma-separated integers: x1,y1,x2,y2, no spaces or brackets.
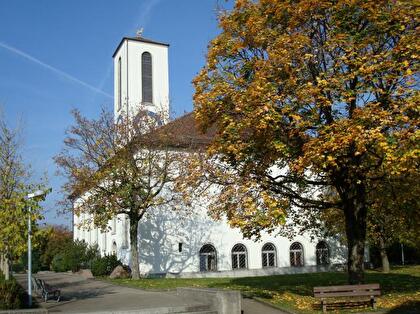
91,254,122,277
0,274,26,309
50,240,100,272
51,253,67,272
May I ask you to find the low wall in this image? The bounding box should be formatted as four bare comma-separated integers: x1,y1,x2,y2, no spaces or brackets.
177,287,241,314
0,309,48,314
167,264,342,279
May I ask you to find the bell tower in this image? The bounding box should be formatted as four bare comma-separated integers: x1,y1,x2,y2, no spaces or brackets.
113,34,170,123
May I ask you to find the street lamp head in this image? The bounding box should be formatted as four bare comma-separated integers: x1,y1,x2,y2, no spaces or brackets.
27,188,51,200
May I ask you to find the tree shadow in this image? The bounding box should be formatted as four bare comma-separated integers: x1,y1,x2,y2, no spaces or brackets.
136,206,222,275
204,271,420,298
385,301,420,314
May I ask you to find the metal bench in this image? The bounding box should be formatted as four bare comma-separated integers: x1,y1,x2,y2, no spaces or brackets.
313,283,380,313
32,276,61,302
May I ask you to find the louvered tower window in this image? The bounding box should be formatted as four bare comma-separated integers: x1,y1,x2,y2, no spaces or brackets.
141,52,153,104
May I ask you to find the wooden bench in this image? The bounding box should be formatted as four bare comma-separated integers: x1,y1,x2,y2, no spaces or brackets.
32,277,61,302
313,284,380,313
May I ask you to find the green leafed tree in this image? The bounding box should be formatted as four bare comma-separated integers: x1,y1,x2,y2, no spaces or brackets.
55,109,186,279
0,112,48,279
190,0,419,283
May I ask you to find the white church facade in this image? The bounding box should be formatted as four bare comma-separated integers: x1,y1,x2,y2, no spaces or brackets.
73,36,347,278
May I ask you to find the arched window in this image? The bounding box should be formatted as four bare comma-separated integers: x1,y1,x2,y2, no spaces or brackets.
111,217,116,235
95,228,99,244
112,241,117,255
262,243,277,267
290,242,304,267
199,244,217,272
232,244,248,269
316,241,330,265
102,232,107,253
141,52,153,104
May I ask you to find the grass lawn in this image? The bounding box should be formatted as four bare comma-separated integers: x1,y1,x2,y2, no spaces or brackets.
107,265,420,313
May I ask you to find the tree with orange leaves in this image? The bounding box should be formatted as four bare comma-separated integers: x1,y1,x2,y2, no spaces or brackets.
191,0,419,283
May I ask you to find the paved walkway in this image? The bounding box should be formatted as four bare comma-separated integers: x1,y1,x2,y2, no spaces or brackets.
15,272,286,314
242,298,289,314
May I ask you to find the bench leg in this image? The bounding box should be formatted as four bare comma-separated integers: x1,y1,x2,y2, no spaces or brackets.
371,297,376,309
321,300,327,313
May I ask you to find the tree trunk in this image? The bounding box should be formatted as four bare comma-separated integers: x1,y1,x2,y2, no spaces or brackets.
129,218,140,280
4,257,10,280
342,183,368,284
379,237,390,273
0,254,4,277
1,253,11,280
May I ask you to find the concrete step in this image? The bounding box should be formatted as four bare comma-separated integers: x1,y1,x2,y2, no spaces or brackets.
179,312,217,314
74,304,214,314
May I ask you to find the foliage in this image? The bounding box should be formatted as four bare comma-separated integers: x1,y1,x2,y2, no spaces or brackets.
0,274,26,310
0,111,49,279
315,169,419,272
55,108,186,279
12,225,72,273
188,0,419,283
91,254,122,277
39,225,73,270
370,242,420,268
50,240,100,272
51,254,67,273
109,265,420,313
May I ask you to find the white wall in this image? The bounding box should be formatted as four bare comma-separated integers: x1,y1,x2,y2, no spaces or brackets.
73,202,346,276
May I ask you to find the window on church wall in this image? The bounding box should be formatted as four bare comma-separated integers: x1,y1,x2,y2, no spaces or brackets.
262,243,277,268
199,244,217,272
290,242,304,267
316,241,330,266
102,232,107,253
95,228,99,244
232,244,248,269
122,216,129,249
141,52,153,104
88,228,92,244
111,217,116,235
118,57,122,111
112,241,117,255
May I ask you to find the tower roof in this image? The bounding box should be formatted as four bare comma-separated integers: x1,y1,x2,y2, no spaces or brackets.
112,37,170,58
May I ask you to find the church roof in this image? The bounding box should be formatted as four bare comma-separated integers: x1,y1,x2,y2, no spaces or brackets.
152,112,216,149
112,37,170,58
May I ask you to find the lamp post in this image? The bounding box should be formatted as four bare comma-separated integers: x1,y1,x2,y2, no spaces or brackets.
27,189,49,307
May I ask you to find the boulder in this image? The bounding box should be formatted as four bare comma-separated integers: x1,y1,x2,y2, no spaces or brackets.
78,268,94,279
109,265,130,279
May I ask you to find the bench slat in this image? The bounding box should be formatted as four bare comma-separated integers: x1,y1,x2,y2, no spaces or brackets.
314,290,381,298
314,284,380,292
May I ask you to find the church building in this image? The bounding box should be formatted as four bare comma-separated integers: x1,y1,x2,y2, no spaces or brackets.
73,35,347,278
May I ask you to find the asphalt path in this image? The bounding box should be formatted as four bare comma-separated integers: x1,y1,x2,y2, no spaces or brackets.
15,271,287,314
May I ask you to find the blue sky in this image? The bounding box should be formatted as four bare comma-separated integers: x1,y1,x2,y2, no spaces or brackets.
0,0,234,227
